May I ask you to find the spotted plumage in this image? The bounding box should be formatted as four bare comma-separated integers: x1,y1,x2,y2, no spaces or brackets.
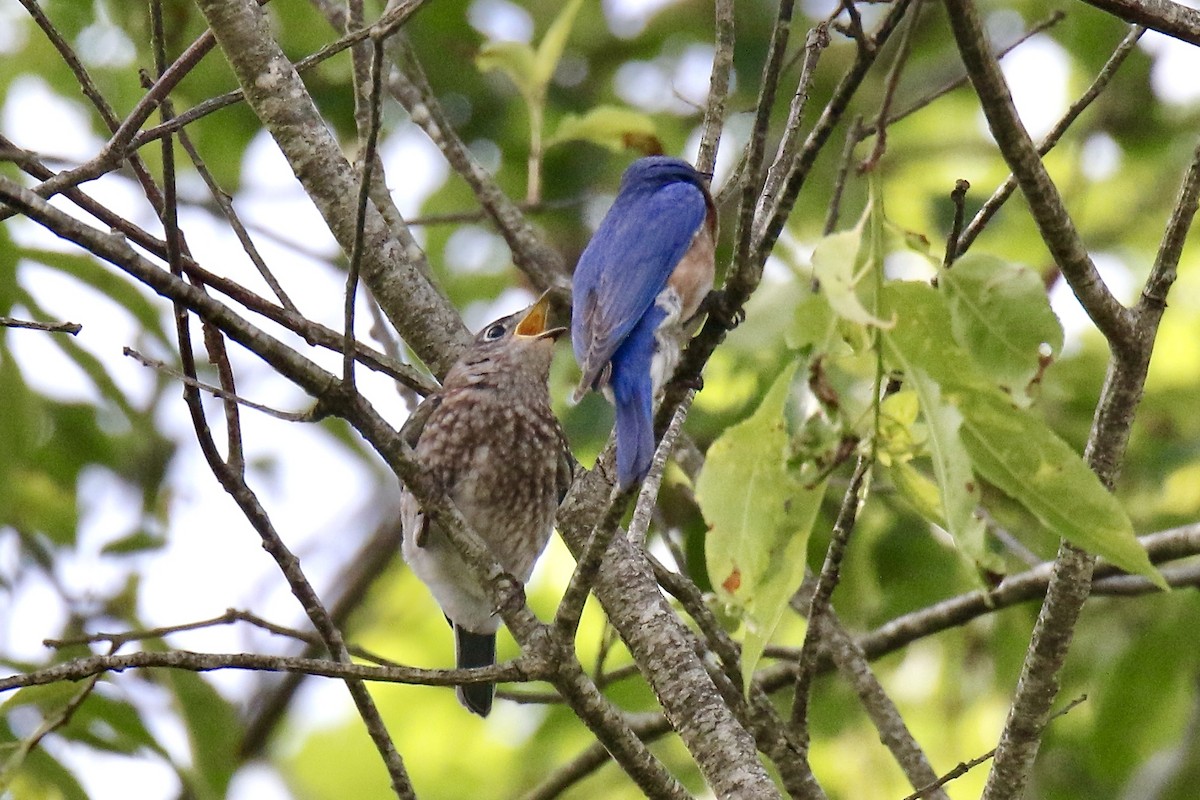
401,293,571,716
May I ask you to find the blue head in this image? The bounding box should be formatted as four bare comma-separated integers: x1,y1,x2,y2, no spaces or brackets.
617,156,711,195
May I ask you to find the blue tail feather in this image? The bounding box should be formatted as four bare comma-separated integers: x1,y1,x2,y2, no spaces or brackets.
610,309,663,490
613,373,654,489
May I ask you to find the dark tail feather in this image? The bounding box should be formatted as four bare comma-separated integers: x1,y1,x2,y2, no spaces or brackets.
613,373,655,490
454,626,496,717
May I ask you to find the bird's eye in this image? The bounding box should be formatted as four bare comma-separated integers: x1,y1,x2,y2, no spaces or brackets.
483,323,506,341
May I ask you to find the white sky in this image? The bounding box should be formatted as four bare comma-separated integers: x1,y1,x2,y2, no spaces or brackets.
2,1,1198,798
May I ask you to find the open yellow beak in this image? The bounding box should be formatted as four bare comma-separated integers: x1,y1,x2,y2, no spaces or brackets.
515,291,567,340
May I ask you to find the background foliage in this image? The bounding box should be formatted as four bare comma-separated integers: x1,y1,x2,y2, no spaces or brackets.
1,0,1199,798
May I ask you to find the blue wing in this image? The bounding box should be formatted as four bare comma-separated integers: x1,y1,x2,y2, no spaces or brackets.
572,180,707,395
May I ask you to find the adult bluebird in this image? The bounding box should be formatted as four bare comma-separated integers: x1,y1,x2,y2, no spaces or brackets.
401,292,572,716
571,156,717,489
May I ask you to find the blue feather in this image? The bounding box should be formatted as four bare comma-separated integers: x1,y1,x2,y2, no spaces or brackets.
572,159,709,396
609,304,666,488
571,156,715,488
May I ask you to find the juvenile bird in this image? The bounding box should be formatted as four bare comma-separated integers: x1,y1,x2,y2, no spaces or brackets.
571,156,717,489
401,292,571,716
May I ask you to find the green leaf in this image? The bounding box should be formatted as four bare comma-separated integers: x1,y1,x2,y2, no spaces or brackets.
880,282,1166,588
811,228,893,328
6,468,77,546
881,319,997,571
476,41,538,105
888,460,947,526
957,388,1164,588
910,370,1000,573
62,692,168,758
547,105,659,151
0,682,81,714
698,361,826,687
534,0,585,89
939,253,1063,405
161,671,241,800
100,529,167,555
0,724,88,800
785,289,836,351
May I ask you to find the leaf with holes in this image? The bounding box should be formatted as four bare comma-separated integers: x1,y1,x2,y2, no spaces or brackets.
881,281,1165,588
698,361,826,687
940,253,1063,405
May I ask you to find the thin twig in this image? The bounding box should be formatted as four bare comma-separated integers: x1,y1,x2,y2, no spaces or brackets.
903,695,1088,800
176,128,299,314
791,455,872,733
628,395,692,547
696,0,735,173
0,316,81,335
0,136,433,393
824,115,863,235
383,36,569,292
858,0,922,172
752,0,913,263
344,37,387,389
0,651,106,781
123,347,309,421
758,23,830,226
554,484,638,638
130,0,429,151
957,25,1146,257
14,0,171,219
734,0,799,281
857,10,1067,139
942,178,970,268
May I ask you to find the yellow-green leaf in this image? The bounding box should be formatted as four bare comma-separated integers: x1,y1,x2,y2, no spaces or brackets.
939,253,1063,406
812,229,893,328
547,105,659,151
880,281,1166,588
698,361,826,687
534,0,585,89
476,41,538,104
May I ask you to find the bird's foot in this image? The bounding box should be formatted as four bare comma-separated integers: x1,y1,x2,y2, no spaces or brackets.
699,289,745,329
495,575,527,617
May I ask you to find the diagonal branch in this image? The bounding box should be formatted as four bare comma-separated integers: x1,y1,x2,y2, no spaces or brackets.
956,25,1146,257
382,37,571,294
1077,0,1200,45
194,0,468,376
943,0,1134,348
0,175,686,799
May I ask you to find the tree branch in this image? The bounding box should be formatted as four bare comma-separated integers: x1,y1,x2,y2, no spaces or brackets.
956,25,1146,257
944,0,1134,348
0,316,81,334
0,649,544,693
1077,0,1200,46
194,0,467,376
